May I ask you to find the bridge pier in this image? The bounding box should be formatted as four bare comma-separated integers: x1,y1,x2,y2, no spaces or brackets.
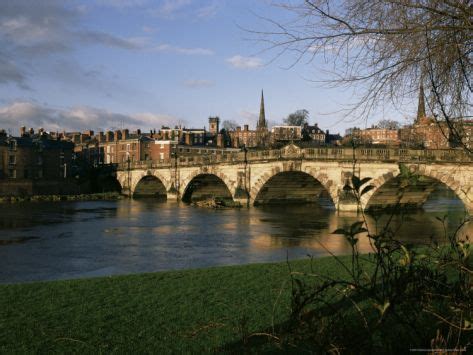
233,188,250,207
337,191,360,212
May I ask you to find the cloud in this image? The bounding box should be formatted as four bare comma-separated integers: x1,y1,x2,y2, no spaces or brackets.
239,110,258,122
0,101,181,133
95,0,149,8
151,0,192,19
0,55,29,89
0,1,145,88
226,55,263,69
152,44,214,56
142,25,158,34
183,79,214,88
196,1,220,19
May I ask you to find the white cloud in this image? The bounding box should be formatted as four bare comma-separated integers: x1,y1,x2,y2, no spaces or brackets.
239,110,257,122
226,55,263,69
142,25,158,34
0,101,181,133
196,1,220,19
95,0,149,8
151,0,192,19
152,44,214,56
183,79,214,88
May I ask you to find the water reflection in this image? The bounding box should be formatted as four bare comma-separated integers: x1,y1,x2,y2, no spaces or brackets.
0,188,470,283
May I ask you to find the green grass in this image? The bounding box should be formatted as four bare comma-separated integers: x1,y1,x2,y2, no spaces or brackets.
0,257,351,353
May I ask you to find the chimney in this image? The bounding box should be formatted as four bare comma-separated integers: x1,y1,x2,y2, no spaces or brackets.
98,132,104,143
121,129,129,140
236,126,241,132
20,126,26,137
106,131,113,142
185,132,193,145
114,130,121,142
136,129,141,135
29,128,35,135
244,124,249,131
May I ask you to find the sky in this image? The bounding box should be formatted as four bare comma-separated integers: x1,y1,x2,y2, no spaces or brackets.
0,0,419,136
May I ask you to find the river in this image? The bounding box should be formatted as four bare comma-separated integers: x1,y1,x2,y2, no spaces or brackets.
0,188,470,283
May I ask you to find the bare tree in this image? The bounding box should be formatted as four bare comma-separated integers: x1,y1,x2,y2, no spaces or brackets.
253,0,472,151
284,109,309,125
222,120,239,131
376,119,400,130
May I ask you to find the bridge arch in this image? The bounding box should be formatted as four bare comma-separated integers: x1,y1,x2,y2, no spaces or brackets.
181,172,234,203
361,165,471,213
133,175,167,199
251,169,336,208
96,175,122,193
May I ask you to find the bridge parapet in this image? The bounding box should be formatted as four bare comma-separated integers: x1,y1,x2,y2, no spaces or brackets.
117,147,472,171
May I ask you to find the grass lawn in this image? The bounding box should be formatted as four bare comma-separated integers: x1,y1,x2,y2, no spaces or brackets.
0,256,352,353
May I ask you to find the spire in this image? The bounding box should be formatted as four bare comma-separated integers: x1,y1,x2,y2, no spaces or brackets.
257,90,267,130
416,82,426,122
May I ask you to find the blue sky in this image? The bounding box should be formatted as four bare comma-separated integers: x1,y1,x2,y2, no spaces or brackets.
0,0,418,135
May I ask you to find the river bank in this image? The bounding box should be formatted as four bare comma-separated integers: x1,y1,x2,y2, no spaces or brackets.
0,256,346,353
0,191,124,203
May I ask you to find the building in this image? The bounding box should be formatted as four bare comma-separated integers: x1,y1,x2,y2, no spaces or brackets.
400,84,451,149
357,127,400,145
271,126,302,142
230,125,258,148
229,90,270,148
302,123,326,144
0,128,74,180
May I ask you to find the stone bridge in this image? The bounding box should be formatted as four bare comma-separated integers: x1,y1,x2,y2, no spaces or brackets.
115,144,473,214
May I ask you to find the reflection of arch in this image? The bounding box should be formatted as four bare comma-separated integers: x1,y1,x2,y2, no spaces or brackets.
182,173,233,203
362,166,469,212
133,175,167,199
252,170,336,207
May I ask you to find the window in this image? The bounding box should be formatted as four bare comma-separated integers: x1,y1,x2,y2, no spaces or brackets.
126,144,130,151
8,155,15,165
160,143,164,149
160,153,164,160
9,169,16,179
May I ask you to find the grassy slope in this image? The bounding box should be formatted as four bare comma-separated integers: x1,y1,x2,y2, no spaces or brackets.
0,257,350,353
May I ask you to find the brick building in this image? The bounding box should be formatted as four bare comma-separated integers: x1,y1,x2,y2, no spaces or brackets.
271,126,302,142
0,128,74,180
356,127,400,145
229,91,270,148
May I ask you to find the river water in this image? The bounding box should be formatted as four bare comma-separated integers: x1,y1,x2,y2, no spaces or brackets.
0,189,470,283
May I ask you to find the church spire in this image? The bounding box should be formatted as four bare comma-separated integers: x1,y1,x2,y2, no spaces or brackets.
257,90,267,130
416,82,426,122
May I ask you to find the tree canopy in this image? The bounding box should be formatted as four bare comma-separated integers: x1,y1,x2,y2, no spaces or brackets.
284,109,309,126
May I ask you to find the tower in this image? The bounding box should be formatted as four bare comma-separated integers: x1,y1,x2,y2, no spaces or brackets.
256,90,269,147
208,116,220,135
257,90,267,131
416,83,426,123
